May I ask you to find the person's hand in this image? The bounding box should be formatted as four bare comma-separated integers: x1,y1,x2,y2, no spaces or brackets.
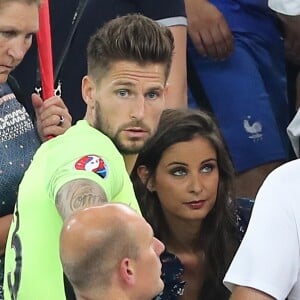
185,0,234,60
278,14,300,65
32,93,72,141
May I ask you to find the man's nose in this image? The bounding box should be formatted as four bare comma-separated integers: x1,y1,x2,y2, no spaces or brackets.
154,237,165,255
130,95,145,120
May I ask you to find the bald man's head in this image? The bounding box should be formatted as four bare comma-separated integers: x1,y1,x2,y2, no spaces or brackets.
60,203,165,300
60,204,140,293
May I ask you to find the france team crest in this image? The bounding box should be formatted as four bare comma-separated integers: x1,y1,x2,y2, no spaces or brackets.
75,155,108,179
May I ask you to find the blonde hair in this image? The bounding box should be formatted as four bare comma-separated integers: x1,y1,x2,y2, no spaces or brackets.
0,0,41,7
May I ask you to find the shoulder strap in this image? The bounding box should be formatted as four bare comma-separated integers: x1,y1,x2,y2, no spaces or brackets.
7,75,36,120
7,75,25,105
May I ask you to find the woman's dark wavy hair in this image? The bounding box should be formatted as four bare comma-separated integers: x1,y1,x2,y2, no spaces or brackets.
131,108,239,299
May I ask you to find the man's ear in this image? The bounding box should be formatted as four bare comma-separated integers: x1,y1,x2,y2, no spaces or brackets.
137,165,155,192
119,258,135,287
81,75,95,106
164,82,170,99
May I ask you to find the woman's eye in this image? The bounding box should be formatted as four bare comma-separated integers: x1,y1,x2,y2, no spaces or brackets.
201,164,214,173
172,169,187,176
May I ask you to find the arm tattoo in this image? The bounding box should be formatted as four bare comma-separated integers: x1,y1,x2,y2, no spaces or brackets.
56,179,108,220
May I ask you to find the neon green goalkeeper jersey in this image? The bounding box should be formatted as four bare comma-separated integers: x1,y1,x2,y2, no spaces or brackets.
4,120,140,300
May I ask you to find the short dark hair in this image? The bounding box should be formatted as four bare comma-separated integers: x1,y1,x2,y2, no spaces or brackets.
87,13,174,82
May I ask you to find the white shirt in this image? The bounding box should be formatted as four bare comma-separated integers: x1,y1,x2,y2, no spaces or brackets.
287,109,300,157
268,0,300,15
224,159,300,300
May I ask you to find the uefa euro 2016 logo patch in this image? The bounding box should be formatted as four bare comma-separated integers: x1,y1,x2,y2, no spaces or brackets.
74,155,108,179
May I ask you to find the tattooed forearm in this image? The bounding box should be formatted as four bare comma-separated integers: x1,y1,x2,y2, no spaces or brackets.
56,179,108,219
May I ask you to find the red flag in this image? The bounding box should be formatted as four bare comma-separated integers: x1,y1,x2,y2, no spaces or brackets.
36,0,54,99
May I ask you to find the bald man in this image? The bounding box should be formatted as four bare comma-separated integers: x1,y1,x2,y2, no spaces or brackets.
60,204,165,300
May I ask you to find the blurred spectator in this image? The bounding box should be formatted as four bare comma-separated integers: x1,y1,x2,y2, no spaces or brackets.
185,0,291,200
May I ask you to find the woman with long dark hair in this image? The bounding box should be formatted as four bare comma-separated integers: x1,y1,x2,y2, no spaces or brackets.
131,108,243,299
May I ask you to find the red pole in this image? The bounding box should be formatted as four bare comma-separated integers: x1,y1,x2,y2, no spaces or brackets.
36,0,54,99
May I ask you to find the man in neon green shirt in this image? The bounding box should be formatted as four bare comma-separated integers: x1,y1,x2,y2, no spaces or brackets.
4,13,174,299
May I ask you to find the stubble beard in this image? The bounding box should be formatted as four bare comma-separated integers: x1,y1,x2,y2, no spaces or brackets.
94,104,146,155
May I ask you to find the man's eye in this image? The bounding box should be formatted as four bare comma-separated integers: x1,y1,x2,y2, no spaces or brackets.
117,90,129,97
25,33,34,40
0,31,15,38
147,91,159,100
